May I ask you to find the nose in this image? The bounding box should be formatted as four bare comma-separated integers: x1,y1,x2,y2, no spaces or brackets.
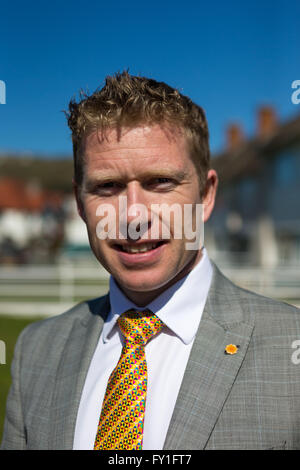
120,182,151,240
126,182,148,217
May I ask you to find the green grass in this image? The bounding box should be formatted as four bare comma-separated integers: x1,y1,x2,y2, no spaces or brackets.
0,296,90,302
0,315,43,444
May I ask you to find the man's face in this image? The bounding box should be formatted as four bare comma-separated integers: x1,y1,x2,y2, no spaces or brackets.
75,124,217,305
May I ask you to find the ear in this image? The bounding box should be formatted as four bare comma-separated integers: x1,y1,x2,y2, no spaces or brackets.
202,169,218,223
72,178,87,223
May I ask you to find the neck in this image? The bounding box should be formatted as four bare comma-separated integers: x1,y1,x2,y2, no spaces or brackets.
118,249,203,307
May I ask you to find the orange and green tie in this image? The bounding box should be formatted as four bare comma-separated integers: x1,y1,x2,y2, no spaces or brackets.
94,309,164,450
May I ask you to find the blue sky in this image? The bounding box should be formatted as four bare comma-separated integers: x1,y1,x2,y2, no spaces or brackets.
0,0,299,157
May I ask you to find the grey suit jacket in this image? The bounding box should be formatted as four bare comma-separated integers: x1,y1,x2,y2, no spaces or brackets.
1,263,300,450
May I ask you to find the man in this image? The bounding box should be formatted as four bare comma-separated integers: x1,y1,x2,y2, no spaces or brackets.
2,72,300,450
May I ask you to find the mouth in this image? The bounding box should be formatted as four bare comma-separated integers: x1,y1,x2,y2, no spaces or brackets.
113,240,167,254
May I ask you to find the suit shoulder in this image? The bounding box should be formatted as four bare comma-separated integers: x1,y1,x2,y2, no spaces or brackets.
234,282,299,317
211,264,300,330
215,264,299,313
227,277,300,337
18,294,109,345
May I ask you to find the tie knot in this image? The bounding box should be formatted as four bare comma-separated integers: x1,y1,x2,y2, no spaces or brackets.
117,309,164,346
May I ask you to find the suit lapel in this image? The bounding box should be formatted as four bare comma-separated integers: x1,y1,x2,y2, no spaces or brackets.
163,265,255,450
48,295,110,450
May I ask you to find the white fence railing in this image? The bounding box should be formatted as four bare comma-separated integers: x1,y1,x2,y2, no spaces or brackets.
221,265,300,300
0,262,110,316
0,262,299,317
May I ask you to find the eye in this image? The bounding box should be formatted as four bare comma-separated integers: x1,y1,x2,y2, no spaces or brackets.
94,182,123,195
146,177,175,190
101,182,116,188
156,178,171,183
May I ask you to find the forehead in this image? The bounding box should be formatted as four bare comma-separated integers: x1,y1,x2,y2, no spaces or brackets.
81,124,190,171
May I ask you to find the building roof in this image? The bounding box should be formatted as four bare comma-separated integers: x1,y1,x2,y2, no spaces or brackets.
0,178,63,211
212,111,300,186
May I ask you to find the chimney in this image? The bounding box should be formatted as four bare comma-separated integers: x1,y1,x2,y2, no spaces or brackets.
257,106,277,138
226,123,244,151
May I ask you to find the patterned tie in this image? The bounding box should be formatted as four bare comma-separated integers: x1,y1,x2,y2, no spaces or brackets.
94,309,164,450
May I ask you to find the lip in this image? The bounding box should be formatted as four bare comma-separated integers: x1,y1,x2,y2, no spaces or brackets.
112,241,168,267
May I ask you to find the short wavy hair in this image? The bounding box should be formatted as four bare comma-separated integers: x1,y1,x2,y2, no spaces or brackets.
65,71,210,196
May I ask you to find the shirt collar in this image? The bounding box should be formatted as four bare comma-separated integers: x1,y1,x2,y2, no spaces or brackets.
103,248,213,345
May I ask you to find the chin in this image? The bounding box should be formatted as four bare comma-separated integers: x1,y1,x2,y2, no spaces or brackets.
116,271,172,294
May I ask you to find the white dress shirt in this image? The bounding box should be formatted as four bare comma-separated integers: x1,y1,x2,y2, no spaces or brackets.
73,248,213,450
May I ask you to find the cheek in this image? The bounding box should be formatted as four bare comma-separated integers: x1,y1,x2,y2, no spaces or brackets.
84,196,102,215
84,199,115,230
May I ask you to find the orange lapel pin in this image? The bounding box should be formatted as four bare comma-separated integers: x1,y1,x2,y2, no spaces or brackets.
224,344,239,355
